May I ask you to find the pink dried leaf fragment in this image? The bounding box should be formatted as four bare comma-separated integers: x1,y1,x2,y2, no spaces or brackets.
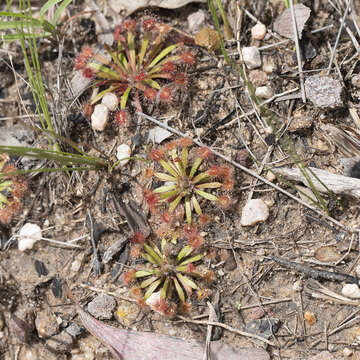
76,300,270,360
273,4,311,40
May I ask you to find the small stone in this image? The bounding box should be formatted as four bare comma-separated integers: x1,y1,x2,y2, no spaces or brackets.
87,294,116,320
65,323,84,338
265,171,276,182
242,46,261,69
343,348,353,357
251,23,267,40
101,92,118,111
248,307,266,320
263,63,274,74
240,199,269,226
187,10,206,34
46,331,73,352
35,310,59,338
305,76,343,108
91,104,109,131
168,328,177,336
234,149,252,167
288,115,312,132
219,249,237,271
116,144,131,167
249,70,268,86
255,86,273,99
18,223,42,251
71,253,84,272
351,74,360,88
245,318,280,340
218,269,225,276
342,283,360,299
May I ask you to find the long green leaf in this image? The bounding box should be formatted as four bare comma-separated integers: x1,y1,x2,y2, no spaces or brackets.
177,273,198,291
0,19,43,29
153,184,177,194
169,194,183,213
160,278,170,299
144,279,162,300
40,0,62,20
194,189,218,201
0,146,106,167
138,36,149,69
148,44,178,69
154,172,177,182
87,62,120,79
159,159,179,178
144,243,163,266
176,245,193,262
120,86,131,110
173,277,185,302
178,254,203,266
53,0,72,25
185,196,191,224
192,194,202,215
140,276,160,289
0,167,97,178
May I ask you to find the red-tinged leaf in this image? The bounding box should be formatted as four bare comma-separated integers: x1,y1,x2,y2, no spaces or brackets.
77,302,271,359
67,296,270,359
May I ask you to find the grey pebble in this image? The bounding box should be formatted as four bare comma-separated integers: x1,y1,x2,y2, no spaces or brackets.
305,76,343,108
87,293,116,320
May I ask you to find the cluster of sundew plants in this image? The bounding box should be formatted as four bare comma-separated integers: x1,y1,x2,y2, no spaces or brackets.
122,139,233,315
0,154,28,224
74,18,196,125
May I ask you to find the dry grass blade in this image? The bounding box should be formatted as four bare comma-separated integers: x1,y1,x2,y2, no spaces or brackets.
273,166,360,199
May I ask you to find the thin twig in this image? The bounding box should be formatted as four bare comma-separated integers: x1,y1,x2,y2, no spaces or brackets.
289,0,306,102
176,315,275,346
138,112,352,233
328,0,351,74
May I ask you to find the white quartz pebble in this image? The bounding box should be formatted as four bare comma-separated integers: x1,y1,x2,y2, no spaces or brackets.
255,86,274,99
101,92,119,111
18,223,42,251
240,199,269,226
91,104,109,131
116,144,131,167
251,23,267,40
241,46,261,69
342,283,360,299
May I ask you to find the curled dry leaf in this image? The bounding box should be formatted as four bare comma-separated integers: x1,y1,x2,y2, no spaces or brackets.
273,4,311,40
